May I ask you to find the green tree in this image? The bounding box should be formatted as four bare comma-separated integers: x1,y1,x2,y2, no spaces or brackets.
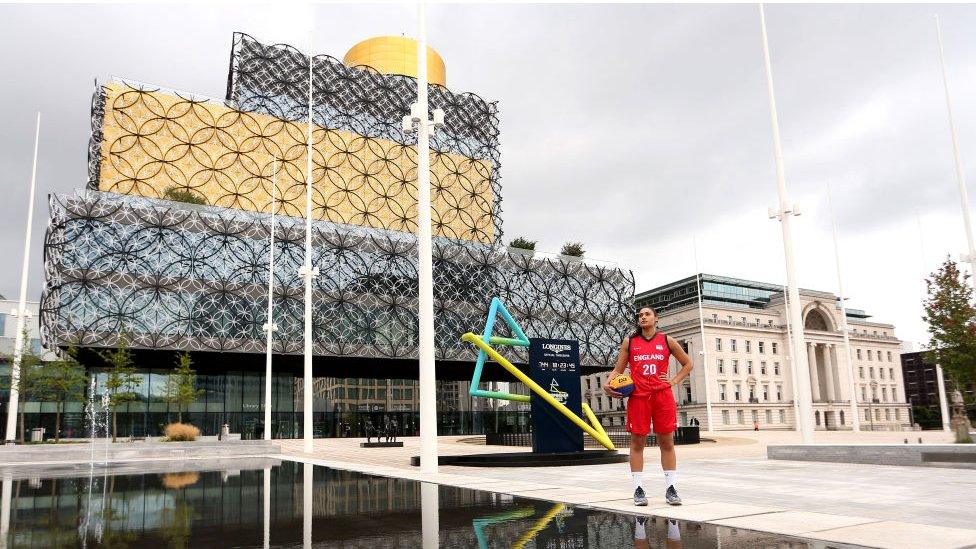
1,326,45,442
99,334,140,442
36,346,87,442
923,257,976,403
560,241,585,257
163,186,207,205
164,353,203,424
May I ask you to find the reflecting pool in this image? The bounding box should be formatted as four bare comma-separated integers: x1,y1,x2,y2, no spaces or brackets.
0,459,830,547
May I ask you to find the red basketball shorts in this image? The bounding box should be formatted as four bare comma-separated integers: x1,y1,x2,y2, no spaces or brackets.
626,389,677,436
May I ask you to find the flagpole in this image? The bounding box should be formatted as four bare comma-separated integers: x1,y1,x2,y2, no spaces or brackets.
759,4,814,443
415,2,439,475
826,181,860,431
263,158,278,441
5,112,41,443
692,236,714,433
302,34,318,454
934,15,976,290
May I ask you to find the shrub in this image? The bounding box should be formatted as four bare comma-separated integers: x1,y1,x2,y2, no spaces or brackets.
161,471,200,489
163,187,207,205
163,423,200,442
509,237,536,251
560,242,585,257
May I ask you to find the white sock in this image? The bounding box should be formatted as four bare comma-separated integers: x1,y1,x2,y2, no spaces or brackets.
664,470,677,490
632,472,643,491
634,518,647,540
667,519,681,540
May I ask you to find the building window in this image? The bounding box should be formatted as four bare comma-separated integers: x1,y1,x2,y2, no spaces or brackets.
684,385,692,403
737,410,744,424
774,362,780,375
876,409,881,420
889,367,894,379
865,409,871,421
751,410,759,423
717,359,724,374
779,409,786,423
765,409,772,423
734,384,741,401
880,368,885,380
762,384,769,401
776,385,782,401
731,339,737,352
719,384,727,401
716,338,722,351
869,367,875,379
872,386,877,401
722,410,730,425
885,409,891,421
859,366,864,379
749,387,756,401
895,409,900,421
760,361,767,375
882,387,888,402
745,340,752,353
857,348,862,360
887,351,892,362
867,350,873,361
840,410,846,425
758,341,765,354
732,360,739,374
861,386,866,401
747,361,753,374
772,342,778,354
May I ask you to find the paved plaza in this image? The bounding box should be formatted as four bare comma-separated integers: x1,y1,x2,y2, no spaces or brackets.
279,430,976,548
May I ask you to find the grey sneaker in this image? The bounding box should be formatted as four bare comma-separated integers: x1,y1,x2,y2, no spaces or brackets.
634,486,648,506
665,485,682,506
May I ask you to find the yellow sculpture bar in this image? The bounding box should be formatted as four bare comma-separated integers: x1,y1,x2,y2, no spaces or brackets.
460,332,616,450
344,36,447,87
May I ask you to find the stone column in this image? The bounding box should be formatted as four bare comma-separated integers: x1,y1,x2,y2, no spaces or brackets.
808,342,821,402
822,344,836,402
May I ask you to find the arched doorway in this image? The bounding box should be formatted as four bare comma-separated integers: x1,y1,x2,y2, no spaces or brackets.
804,308,831,331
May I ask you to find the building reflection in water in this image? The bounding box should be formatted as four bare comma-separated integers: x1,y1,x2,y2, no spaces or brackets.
0,461,812,547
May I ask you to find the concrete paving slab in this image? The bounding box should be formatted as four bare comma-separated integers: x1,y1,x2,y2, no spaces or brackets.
812,520,976,549
582,498,676,514
629,502,782,522
713,510,879,536
506,487,622,504
487,481,562,493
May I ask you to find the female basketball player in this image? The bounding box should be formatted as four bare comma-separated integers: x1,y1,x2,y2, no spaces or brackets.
604,306,693,506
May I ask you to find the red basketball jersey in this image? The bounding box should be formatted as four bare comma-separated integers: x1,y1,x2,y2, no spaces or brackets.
628,332,671,396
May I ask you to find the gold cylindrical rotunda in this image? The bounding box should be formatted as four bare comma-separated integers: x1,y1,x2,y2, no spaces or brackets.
343,36,446,87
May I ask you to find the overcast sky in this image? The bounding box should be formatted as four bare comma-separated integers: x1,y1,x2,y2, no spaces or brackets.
2,3,976,348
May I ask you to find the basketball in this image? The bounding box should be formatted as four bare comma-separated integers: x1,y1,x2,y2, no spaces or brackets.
609,374,635,397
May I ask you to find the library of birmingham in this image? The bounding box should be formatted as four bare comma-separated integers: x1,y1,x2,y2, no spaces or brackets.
30,34,636,439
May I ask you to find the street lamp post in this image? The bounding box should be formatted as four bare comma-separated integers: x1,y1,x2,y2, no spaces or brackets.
5,113,41,444
301,36,319,454
759,5,814,443
933,16,976,291
263,158,279,441
826,182,861,432
403,3,446,475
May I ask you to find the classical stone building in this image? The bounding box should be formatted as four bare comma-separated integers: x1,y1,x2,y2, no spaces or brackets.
582,274,910,431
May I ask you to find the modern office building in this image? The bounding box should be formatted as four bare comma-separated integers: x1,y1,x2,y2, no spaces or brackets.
35,33,634,439
901,350,975,428
583,274,910,431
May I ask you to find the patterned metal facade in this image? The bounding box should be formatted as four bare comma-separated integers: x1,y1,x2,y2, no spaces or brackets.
41,32,634,368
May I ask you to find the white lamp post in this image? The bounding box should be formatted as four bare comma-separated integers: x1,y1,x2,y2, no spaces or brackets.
5,112,41,443
934,16,976,291
826,182,861,432
301,37,319,454
263,158,279,441
402,3,446,475
692,236,714,432
759,4,814,443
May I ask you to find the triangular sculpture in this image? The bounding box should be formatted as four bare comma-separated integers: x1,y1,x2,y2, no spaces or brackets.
462,297,615,450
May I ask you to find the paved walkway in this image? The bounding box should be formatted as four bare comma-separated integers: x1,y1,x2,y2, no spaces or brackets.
279,430,976,549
